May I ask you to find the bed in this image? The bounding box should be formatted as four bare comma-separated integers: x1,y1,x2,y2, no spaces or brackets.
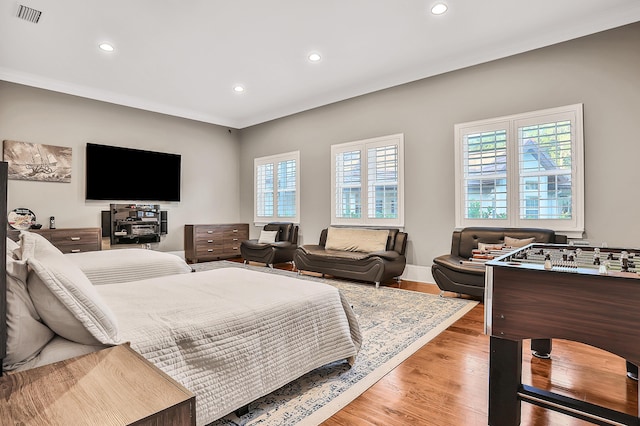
3,230,362,425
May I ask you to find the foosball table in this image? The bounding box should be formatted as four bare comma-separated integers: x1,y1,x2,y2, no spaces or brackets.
484,243,640,426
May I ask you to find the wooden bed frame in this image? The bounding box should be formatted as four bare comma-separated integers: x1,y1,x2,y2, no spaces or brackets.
1,161,9,377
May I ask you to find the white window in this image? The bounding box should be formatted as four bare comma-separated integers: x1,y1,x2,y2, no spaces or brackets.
254,151,299,224
454,104,584,237
331,134,404,227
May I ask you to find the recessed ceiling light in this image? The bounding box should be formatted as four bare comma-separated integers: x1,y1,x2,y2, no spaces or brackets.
431,3,448,15
308,52,322,62
99,42,114,52
233,85,245,93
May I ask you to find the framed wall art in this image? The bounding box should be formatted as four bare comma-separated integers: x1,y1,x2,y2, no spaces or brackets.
3,140,72,182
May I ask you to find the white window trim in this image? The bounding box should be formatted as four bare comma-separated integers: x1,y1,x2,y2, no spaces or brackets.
331,133,405,227
454,104,584,238
253,150,300,225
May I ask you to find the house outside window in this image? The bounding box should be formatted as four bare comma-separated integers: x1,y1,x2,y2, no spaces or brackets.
254,151,299,224
331,134,404,227
454,104,584,237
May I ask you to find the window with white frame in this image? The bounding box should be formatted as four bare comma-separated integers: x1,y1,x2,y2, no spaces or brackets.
331,134,404,226
254,151,299,224
454,104,584,237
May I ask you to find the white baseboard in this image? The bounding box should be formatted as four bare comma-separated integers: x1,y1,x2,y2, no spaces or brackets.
400,263,435,284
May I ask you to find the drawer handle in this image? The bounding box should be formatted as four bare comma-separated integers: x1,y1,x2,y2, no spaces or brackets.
207,249,213,252
232,229,238,233
70,237,81,241
207,240,213,243
207,230,213,234
232,246,238,250
233,238,238,241
71,249,81,253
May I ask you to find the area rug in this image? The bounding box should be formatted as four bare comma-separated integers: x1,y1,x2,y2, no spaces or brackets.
192,261,478,426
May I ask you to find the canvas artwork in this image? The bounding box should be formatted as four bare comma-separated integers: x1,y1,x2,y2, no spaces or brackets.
3,140,72,182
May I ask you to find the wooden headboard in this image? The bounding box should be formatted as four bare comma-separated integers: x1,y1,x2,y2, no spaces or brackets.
0,162,8,376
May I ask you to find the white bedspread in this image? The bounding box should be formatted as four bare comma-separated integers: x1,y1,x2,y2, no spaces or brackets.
96,266,361,425
66,248,193,285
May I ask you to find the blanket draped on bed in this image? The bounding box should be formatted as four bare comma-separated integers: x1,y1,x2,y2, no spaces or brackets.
96,267,361,425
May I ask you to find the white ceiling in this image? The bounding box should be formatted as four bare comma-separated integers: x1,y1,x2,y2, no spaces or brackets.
2,1,640,129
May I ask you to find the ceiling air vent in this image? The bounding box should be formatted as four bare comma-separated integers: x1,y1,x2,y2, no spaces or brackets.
16,4,42,23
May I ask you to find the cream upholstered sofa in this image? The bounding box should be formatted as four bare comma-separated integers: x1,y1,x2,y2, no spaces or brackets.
293,226,408,288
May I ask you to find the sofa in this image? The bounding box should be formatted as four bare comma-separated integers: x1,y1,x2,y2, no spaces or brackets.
240,222,298,268
293,226,408,288
431,227,567,298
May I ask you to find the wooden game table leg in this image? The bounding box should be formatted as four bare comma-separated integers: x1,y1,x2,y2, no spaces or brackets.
531,338,552,359
626,361,638,380
489,336,523,426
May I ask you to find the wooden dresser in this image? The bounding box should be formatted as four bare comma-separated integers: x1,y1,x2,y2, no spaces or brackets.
184,223,248,263
8,227,102,253
0,344,195,425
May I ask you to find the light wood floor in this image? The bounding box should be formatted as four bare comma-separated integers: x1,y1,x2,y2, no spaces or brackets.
240,261,638,425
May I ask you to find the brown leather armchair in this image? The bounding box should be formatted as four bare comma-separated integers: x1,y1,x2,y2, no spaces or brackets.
240,222,299,268
432,227,566,298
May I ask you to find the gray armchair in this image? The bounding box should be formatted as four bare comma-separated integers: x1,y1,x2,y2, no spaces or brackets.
240,222,299,268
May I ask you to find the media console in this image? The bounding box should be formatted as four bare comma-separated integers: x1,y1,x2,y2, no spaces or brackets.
104,204,166,245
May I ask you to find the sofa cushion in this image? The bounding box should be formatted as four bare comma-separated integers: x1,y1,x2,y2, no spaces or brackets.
325,227,389,253
300,245,371,261
504,235,535,248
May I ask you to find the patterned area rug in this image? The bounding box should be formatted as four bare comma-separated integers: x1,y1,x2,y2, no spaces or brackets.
193,261,478,426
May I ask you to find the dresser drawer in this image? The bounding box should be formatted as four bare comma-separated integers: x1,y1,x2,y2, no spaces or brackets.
49,228,101,253
195,240,223,257
9,227,102,253
194,226,223,238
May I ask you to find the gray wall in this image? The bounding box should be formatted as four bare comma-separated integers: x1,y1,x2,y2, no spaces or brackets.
0,82,240,252
239,22,640,281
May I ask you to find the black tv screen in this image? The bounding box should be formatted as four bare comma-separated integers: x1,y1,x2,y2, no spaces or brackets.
86,143,181,201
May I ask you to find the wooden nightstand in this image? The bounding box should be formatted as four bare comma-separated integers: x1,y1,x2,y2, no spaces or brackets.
0,344,195,425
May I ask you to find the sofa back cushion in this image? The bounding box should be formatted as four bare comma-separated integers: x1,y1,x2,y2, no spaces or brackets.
325,227,389,253
263,222,296,243
457,227,556,259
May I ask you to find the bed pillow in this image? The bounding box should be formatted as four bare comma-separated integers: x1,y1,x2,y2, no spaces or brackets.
258,230,278,244
4,255,55,371
504,236,535,248
21,232,120,346
325,227,389,253
7,237,20,258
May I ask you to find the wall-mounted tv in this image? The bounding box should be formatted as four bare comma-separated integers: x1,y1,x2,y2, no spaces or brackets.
85,143,181,202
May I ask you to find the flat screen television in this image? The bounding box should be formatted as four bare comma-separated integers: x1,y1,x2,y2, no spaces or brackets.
85,143,181,201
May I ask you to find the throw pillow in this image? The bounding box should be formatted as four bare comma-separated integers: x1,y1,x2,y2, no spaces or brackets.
21,231,120,346
325,227,389,253
258,230,278,244
504,236,535,248
477,242,503,252
4,255,55,371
